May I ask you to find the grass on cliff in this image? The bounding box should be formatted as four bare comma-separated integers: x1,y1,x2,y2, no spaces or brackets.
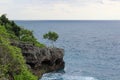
0,25,38,80
0,14,45,48
0,14,45,80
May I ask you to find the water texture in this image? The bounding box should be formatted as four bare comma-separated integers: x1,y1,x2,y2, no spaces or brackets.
15,20,120,80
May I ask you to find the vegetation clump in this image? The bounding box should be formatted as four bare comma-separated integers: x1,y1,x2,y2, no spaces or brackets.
43,31,59,47
0,14,45,80
0,14,45,48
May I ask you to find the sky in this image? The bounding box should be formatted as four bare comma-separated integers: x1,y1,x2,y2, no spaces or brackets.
0,0,120,20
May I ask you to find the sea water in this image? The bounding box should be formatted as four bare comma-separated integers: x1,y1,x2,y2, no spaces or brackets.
15,20,120,80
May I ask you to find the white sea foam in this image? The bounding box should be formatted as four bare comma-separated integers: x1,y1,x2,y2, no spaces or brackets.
40,73,98,80
62,75,98,80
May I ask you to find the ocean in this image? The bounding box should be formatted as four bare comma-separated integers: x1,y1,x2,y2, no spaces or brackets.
15,20,120,80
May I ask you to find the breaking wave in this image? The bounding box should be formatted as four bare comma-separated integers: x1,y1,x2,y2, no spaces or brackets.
40,73,98,80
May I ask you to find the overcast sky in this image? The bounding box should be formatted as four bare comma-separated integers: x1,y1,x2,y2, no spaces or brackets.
0,0,120,20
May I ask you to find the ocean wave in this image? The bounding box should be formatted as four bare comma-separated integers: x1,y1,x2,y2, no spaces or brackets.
40,73,98,80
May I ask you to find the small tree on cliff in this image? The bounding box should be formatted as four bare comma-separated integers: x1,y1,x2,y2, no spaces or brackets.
43,31,59,47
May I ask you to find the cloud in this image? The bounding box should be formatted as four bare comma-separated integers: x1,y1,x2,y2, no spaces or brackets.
38,0,104,6
110,0,120,1
0,0,120,20
0,0,12,4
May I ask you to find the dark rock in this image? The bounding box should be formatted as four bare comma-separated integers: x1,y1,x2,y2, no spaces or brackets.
12,42,65,76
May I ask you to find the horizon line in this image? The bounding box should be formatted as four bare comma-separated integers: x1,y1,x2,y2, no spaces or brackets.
11,19,120,21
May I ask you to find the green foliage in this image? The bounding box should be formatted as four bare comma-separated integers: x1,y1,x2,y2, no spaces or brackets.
0,19,2,25
20,28,45,47
0,44,38,80
0,25,9,37
34,41,45,48
20,29,35,42
0,14,45,79
0,14,9,25
0,14,47,80
11,21,21,37
0,25,38,80
0,14,45,48
14,70,38,80
0,42,34,79
43,31,59,47
43,31,59,42
0,14,21,38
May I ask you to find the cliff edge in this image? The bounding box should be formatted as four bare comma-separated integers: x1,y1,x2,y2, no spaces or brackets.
12,42,65,77
0,14,65,79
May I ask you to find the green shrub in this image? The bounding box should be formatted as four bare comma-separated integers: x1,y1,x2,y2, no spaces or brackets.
43,31,59,47
0,14,45,48
0,14,46,80
20,28,45,47
0,44,38,80
0,25,38,80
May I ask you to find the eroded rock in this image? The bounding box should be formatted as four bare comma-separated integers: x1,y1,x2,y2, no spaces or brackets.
14,43,65,76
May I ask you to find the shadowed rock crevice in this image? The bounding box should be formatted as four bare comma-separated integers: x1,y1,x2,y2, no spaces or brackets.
55,58,62,65
41,59,52,66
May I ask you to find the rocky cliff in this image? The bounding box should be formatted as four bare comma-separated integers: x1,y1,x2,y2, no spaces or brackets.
0,15,64,79
12,42,65,76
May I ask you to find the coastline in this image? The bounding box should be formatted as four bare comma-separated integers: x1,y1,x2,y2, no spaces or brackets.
0,15,65,80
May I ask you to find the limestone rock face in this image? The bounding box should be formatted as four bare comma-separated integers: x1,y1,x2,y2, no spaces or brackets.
16,43,65,76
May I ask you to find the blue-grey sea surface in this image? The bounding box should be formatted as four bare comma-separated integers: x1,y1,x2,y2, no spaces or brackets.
15,20,120,80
